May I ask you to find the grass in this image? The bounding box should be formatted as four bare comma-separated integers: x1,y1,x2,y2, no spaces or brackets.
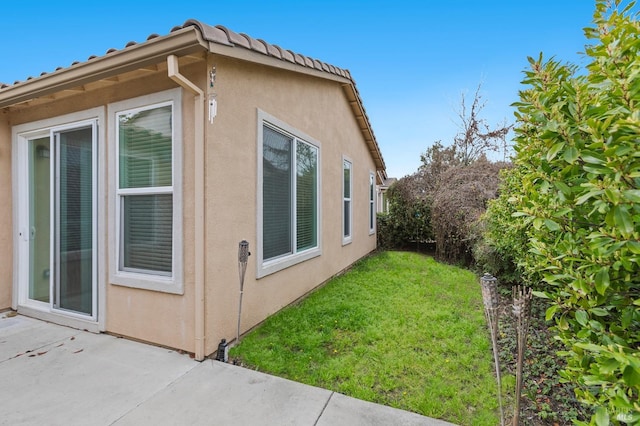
229,251,501,425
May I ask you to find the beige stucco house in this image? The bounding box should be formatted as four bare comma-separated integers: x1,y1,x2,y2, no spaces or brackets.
0,20,386,360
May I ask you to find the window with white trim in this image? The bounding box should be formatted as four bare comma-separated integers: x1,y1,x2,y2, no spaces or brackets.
258,111,321,277
342,158,352,244
369,171,376,234
109,89,183,294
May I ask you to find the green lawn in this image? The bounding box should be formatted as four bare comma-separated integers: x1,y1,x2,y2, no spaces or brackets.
230,251,501,425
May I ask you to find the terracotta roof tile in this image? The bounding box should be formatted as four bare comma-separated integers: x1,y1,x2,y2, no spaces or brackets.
242,33,268,55
261,40,281,58
279,47,296,64
294,52,307,66
214,25,250,49
237,34,254,50
255,39,271,55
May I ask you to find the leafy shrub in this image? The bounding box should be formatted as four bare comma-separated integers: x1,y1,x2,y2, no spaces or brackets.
501,1,640,423
473,164,533,287
376,173,433,250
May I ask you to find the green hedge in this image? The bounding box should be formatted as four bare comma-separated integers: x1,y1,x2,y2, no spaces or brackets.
494,1,640,423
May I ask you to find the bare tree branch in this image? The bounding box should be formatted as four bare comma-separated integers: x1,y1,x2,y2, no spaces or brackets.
453,84,512,165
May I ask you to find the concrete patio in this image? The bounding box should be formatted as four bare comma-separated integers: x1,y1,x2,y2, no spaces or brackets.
0,312,455,425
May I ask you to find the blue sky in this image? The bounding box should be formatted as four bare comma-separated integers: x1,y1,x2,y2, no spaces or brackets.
0,1,621,178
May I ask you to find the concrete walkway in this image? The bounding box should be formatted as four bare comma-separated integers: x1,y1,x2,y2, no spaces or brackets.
0,312,455,426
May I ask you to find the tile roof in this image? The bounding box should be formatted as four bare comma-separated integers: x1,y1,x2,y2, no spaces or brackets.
0,19,385,178
0,19,352,89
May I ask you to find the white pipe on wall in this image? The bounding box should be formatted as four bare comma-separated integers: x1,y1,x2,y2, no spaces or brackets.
167,54,206,362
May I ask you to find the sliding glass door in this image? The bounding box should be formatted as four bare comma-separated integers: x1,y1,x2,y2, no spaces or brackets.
21,122,97,318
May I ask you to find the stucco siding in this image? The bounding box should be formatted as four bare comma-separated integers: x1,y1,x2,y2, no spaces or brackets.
2,52,380,356
104,66,200,351
202,55,377,353
0,113,12,310
4,61,204,352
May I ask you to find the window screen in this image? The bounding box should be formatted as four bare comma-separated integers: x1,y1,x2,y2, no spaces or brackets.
118,105,173,275
369,172,375,232
262,124,318,261
343,160,352,240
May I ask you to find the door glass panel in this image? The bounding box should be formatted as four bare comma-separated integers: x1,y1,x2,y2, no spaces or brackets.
57,127,93,315
28,137,51,303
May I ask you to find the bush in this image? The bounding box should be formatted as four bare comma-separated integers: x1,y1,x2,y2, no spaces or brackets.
501,1,640,423
474,165,533,287
431,159,507,266
376,173,433,250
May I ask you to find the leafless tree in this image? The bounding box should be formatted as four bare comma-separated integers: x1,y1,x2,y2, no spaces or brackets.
453,84,512,166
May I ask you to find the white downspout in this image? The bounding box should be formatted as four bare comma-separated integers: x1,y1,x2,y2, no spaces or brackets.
167,54,206,361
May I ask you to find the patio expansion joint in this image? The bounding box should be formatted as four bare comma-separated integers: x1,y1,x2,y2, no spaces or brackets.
107,361,199,425
313,390,335,425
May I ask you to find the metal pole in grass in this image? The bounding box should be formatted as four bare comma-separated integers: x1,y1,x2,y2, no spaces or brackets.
237,240,250,344
480,273,504,426
512,285,532,426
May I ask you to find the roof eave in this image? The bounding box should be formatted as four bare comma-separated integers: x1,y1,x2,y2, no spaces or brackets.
206,41,352,85
0,27,208,109
341,83,387,181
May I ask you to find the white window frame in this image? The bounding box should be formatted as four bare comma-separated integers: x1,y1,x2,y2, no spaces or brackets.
108,88,183,294
342,156,352,245
257,109,322,278
369,171,376,235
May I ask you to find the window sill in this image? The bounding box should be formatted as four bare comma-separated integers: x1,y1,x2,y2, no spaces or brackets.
110,271,183,295
257,247,321,279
